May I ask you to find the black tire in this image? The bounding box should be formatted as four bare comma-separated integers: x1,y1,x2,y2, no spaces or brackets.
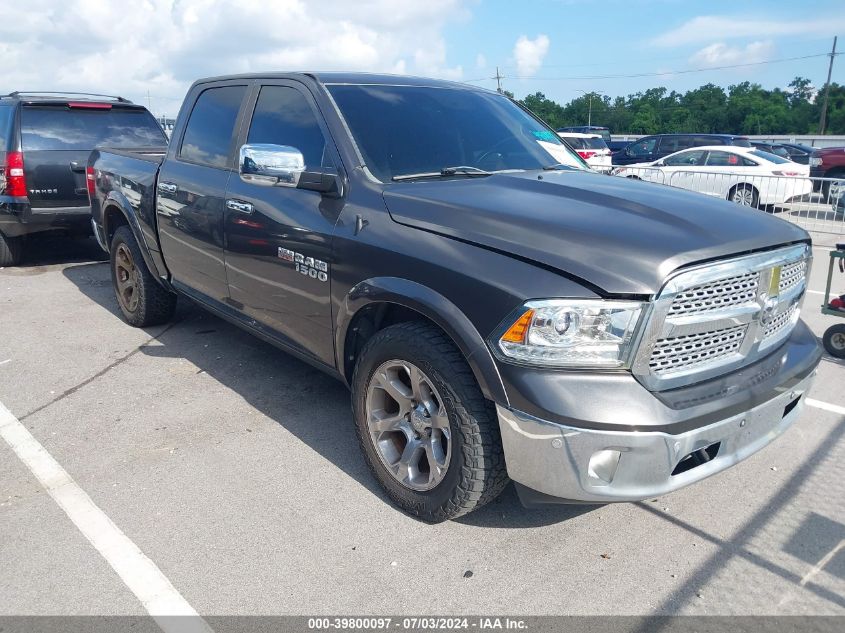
728,183,760,209
352,322,508,522
0,231,23,267
110,225,176,327
823,323,845,359
820,172,845,199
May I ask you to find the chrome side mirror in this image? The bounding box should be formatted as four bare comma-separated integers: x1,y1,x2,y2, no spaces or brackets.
239,144,305,187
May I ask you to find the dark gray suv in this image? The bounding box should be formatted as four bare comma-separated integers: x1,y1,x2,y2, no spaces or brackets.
0,92,166,265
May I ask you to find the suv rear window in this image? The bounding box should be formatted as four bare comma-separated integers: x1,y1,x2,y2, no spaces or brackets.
731,137,752,148
20,106,167,151
0,105,14,150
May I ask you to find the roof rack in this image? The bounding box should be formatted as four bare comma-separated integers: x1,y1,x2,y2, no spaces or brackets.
4,91,130,103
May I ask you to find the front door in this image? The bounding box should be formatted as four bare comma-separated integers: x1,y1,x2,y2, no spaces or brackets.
223,82,343,365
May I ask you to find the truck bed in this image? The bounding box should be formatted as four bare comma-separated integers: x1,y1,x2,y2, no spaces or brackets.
87,146,167,265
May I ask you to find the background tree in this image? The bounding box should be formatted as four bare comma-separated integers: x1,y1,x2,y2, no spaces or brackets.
515,76,841,135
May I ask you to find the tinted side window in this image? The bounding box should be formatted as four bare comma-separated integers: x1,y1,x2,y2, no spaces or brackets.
657,136,678,153
179,85,246,168
0,105,14,150
705,151,742,167
694,136,722,147
247,86,328,170
628,137,657,157
664,149,705,166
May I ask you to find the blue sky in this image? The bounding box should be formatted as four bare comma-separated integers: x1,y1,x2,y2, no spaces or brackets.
1,0,842,116
448,0,844,103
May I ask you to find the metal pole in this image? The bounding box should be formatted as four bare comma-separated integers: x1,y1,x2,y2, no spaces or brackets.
495,67,503,94
588,93,592,126
819,36,837,134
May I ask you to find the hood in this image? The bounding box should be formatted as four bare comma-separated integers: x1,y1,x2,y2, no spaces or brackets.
382,170,809,295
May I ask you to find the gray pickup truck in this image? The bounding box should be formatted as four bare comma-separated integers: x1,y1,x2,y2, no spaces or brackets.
88,73,821,522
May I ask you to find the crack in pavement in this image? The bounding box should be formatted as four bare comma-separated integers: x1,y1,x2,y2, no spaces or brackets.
19,316,190,422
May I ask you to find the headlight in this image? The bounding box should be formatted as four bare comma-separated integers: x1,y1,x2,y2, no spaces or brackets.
494,299,645,368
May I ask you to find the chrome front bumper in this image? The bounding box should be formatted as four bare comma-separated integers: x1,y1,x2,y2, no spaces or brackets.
497,370,815,503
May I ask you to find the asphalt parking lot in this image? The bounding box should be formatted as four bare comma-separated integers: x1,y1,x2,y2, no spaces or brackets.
1,232,844,619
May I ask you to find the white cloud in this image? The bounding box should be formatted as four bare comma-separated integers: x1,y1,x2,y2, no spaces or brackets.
690,40,776,66
0,0,473,115
513,34,549,77
653,15,845,47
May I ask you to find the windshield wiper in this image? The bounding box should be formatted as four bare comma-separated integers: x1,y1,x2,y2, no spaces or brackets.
542,163,578,171
392,166,492,181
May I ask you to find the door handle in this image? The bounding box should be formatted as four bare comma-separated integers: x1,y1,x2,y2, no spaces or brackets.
226,199,254,214
69,161,85,173
157,181,178,194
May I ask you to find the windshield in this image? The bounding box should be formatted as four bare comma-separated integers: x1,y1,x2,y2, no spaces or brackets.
327,84,584,182
750,149,790,164
21,106,167,150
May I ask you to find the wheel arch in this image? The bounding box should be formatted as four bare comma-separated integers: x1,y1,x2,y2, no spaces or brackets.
101,192,167,282
336,277,509,406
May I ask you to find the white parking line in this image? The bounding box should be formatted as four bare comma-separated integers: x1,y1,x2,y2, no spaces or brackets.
805,398,845,416
0,401,213,633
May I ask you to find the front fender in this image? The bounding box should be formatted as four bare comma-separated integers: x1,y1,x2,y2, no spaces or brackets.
336,277,509,406
102,191,167,283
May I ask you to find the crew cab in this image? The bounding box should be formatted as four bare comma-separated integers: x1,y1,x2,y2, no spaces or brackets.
0,92,166,265
89,73,821,522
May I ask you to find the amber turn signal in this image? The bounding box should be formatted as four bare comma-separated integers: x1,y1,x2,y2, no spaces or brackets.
501,309,534,344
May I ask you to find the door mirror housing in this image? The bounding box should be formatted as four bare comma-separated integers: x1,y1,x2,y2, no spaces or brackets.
239,143,342,197
240,144,305,187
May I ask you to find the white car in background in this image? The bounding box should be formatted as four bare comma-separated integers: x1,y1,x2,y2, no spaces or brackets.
557,132,613,173
612,145,812,208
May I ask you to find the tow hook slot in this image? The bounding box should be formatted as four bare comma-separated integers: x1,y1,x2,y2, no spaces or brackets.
671,442,721,476
783,395,801,418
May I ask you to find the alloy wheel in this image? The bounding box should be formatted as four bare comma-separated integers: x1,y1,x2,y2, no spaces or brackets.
114,243,140,314
365,360,452,491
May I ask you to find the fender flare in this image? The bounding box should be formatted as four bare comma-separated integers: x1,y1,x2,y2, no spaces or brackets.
336,277,509,406
101,191,167,282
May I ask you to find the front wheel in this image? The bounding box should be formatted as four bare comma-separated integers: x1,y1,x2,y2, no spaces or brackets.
110,225,176,327
823,324,845,359
352,322,508,522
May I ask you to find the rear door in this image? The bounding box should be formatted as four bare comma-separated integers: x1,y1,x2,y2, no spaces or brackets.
19,103,166,209
156,82,250,303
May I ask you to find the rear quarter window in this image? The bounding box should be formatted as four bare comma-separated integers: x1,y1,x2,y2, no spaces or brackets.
20,107,167,150
0,105,14,150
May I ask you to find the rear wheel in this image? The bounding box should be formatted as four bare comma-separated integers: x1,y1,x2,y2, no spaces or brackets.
0,231,23,267
110,226,176,327
352,322,508,522
823,324,845,359
729,184,759,208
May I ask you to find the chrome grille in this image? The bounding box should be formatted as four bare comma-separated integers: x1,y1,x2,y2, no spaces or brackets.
649,326,746,375
632,244,810,390
779,259,806,293
669,271,759,316
763,303,798,340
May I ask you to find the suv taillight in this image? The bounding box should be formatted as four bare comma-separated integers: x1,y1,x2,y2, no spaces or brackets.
3,152,27,197
86,166,96,198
